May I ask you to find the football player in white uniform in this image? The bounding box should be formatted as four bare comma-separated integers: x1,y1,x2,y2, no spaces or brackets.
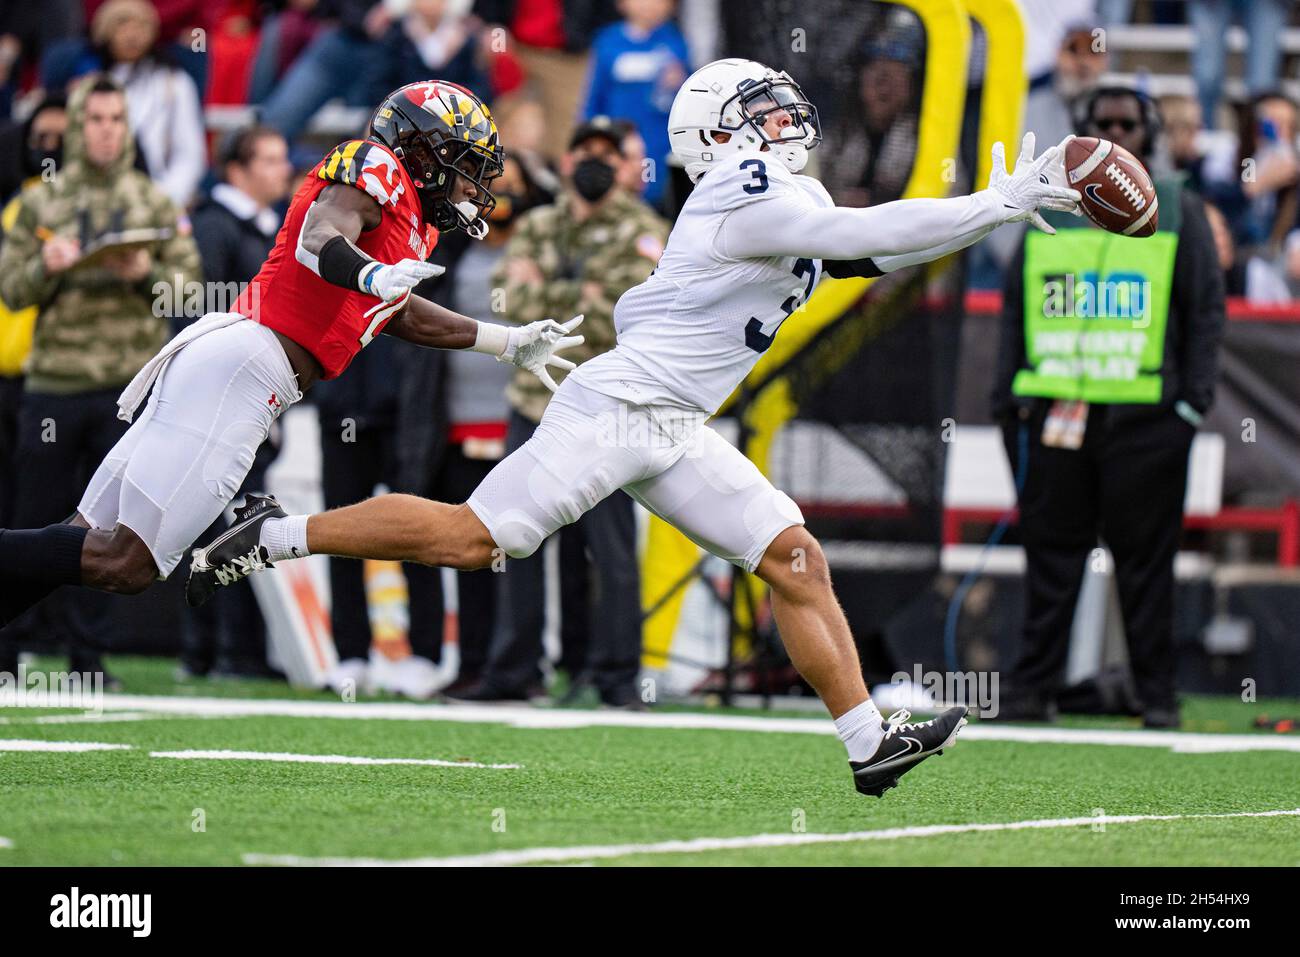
190,59,1080,797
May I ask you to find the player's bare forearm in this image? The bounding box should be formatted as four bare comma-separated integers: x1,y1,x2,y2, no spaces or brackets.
383,294,480,350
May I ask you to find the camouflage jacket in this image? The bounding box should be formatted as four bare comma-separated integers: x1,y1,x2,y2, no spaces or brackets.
0,77,201,394
491,188,667,422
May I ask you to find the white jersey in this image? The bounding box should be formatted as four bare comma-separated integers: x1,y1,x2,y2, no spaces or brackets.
571,154,833,414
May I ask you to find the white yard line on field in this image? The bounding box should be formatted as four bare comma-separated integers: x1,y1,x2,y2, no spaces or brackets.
0,739,131,752
10,692,1300,755
149,749,520,769
242,807,1300,867
0,711,156,725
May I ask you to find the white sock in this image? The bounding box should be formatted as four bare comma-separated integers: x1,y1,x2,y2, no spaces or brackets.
259,515,311,563
835,699,885,763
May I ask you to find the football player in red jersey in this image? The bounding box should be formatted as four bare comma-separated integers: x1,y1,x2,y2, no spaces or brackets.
0,81,583,624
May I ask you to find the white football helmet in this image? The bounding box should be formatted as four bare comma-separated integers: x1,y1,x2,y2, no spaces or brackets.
668,58,821,182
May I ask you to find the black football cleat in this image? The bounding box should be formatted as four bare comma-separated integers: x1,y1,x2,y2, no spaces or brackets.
850,705,969,798
185,493,286,607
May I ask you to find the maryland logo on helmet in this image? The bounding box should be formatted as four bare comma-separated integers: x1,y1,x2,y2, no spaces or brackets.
368,81,505,236
400,81,501,152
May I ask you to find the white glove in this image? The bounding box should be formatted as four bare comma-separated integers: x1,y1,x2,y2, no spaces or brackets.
988,132,1082,235
361,258,446,302
501,314,585,392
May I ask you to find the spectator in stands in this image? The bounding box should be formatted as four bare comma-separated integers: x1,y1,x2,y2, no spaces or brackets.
206,1,265,107
1205,201,1248,296
0,32,21,123
247,0,328,105
0,93,66,530
1160,94,1207,194
476,0,620,159
1036,20,1107,150
393,155,547,696
181,125,292,680
449,118,667,706
0,75,200,685
819,28,922,208
0,93,67,206
190,126,291,298
362,0,489,105
256,0,392,139
0,2,79,120
491,93,563,199
992,85,1226,729
1199,92,1300,297
613,122,647,195
78,0,208,207
1239,93,1300,249
580,0,689,209
1190,0,1292,129
84,0,213,45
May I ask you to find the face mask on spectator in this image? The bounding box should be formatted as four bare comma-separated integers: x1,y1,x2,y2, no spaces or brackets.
572,158,617,203
489,191,528,225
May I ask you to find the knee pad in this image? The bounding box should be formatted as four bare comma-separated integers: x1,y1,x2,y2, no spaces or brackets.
490,510,546,560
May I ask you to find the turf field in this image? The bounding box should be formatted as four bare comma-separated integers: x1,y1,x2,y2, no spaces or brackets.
1,657,1298,866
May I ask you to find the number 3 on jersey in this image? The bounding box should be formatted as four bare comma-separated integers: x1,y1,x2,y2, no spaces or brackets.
745,258,818,353
739,158,768,194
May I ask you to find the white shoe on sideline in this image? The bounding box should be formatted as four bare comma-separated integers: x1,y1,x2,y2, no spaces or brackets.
370,654,440,701
870,678,938,714
325,658,370,697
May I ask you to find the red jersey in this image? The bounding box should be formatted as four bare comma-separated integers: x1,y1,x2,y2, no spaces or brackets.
237,139,439,379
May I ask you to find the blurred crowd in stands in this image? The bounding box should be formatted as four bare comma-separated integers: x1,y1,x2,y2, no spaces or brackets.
0,0,1296,697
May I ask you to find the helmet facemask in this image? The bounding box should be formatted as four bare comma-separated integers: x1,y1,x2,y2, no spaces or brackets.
424,137,503,238
720,74,821,173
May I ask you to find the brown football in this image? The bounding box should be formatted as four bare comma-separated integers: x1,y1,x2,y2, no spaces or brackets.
1064,136,1158,237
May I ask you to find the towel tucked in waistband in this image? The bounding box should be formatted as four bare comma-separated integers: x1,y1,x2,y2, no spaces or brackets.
116,313,247,423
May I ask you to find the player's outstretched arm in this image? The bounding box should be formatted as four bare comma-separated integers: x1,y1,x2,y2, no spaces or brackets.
386,296,585,393
721,133,1080,271
852,134,1084,275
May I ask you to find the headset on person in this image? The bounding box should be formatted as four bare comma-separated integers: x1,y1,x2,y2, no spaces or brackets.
1071,84,1162,157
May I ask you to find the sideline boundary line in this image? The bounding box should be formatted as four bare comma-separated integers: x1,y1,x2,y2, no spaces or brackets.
243,807,1300,867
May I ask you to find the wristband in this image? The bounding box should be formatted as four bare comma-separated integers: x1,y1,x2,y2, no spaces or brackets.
469,320,511,357
318,234,377,293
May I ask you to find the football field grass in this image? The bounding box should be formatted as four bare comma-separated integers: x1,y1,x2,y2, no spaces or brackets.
1,657,1298,866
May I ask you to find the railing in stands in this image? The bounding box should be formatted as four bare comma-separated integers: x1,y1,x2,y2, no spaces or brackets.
943,502,1300,567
